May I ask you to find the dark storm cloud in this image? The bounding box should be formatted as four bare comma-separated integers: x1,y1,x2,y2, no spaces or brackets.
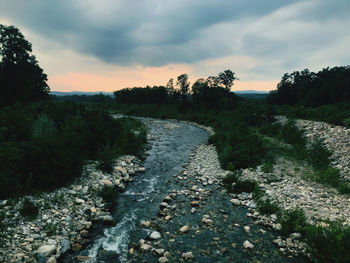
0,0,296,66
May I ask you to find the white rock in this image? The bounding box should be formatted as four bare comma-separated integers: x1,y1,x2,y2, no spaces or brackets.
244,226,250,233
243,240,254,249
182,252,194,259
36,244,57,256
150,231,161,240
230,199,241,206
179,225,189,233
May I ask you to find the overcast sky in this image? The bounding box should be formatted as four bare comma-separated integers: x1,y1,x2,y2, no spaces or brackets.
1,0,349,92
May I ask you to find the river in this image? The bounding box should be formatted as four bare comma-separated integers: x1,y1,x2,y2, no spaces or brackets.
71,118,307,263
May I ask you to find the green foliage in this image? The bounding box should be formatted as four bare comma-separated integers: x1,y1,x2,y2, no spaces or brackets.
99,185,119,203
267,66,350,107
31,114,57,139
256,198,281,215
233,179,257,194
261,161,274,173
304,223,350,263
226,162,235,172
343,117,350,127
222,171,240,192
19,198,39,219
0,102,146,199
0,25,49,106
278,208,308,236
307,140,331,169
96,143,115,174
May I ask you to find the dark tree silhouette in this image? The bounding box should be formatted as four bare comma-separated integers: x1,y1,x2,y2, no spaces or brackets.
176,74,190,96
218,69,238,91
0,25,49,105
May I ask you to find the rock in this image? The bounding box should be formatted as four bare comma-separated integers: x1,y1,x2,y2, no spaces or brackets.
155,248,165,255
149,231,161,240
75,198,85,205
100,179,113,186
164,215,171,221
71,243,82,252
182,252,194,259
76,256,92,262
179,225,189,233
290,232,302,239
99,215,115,225
141,243,152,251
163,195,172,202
142,221,151,227
35,253,46,263
129,248,134,254
190,208,196,214
159,256,168,263
230,199,241,206
244,226,250,233
273,223,282,231
46,256,57,263
72,185,82,191
36,245,57,257
82,186,89,194
160,202,169,209
243,240,254,249
190,201,199,207
60,239,70,254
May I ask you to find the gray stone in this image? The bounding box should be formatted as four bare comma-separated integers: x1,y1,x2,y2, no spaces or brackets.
149,231,161,240
36,244,57,257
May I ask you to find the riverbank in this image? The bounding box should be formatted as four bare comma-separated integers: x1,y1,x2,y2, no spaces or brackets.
0,156,145,263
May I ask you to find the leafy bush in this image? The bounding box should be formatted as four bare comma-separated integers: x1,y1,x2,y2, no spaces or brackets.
19,198,39,219
233,179,257,193
278,208,307,236
261,161,274,173
256,198,281,215
99,185,119,203
31,114,57,140
307,140,331,169
97,143,115,174
304,223,350,263
222,171,240,192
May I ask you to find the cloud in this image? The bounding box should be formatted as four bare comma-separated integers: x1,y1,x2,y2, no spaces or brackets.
0,0,296,66
1,0,349,91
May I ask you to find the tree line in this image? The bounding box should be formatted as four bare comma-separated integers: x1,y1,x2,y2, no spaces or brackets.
114,70,239,108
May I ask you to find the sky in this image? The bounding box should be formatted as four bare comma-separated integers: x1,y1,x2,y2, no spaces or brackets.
1,0,350,92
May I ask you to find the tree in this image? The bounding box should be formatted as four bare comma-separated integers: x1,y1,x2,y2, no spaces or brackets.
166,78,174,95
0,25,49,105
218,70,238,91
176,74,190,96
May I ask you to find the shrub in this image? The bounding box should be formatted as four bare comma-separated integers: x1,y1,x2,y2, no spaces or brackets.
31,114,57,140
278,208,307,236
257,198,281,215
222,171,240,192
19,198,39,219
315,168,341,187
261,161,274,173
304,223,350,263
307,140,331,169
96,143,115,174
99,185,119,203
233,179,257,193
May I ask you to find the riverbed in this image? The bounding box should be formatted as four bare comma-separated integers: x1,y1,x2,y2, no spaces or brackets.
74,118,307,263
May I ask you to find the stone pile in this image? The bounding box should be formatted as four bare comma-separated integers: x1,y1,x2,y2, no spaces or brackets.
0,155,145,263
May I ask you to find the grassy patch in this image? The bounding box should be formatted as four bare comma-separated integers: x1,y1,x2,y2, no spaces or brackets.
278,208,308,236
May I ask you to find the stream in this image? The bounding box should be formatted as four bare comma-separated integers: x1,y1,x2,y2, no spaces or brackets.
72,118,307,263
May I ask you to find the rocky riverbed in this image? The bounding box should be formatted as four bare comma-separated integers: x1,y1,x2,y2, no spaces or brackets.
1,116,348,263
0,156,145,263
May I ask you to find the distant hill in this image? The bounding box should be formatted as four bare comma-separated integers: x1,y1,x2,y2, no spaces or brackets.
234,90,270,94
50,91,114,97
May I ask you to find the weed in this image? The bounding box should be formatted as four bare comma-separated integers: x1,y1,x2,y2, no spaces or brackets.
278,208,307,236
19,198,39,219
99,185,119,203
257,198,281,215
233,179,257,193
222,171,240,192
304,222,350,263
261,161,274,173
